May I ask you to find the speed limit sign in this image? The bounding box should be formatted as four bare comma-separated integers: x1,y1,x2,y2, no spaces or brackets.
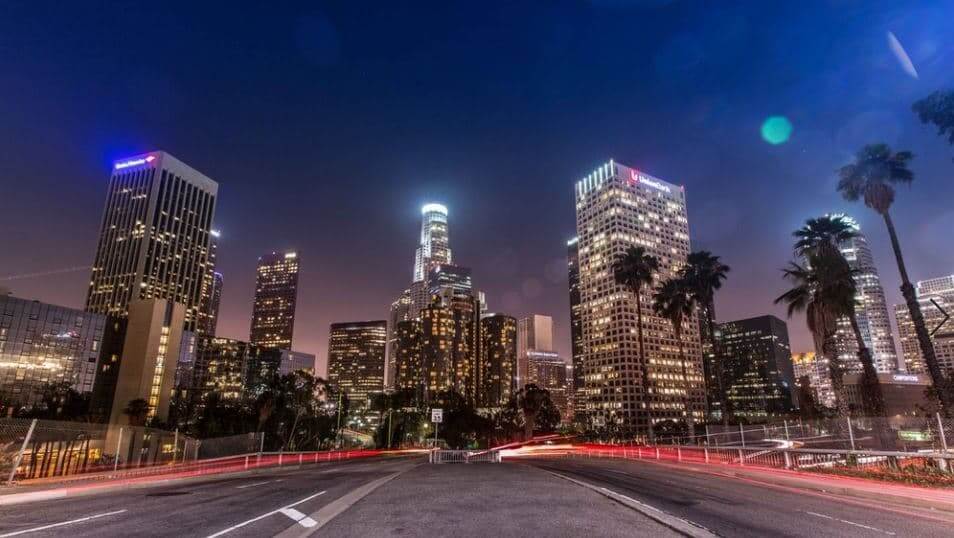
431,408,443,423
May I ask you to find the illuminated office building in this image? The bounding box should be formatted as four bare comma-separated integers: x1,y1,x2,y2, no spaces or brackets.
249,252,299,349
393,319,423,393
574,160,705,435
827,217,899,373
792,351,835,408
715,315,796,422
527,350,570,421
196,229,222,336
478,313,517,407
517,314,553,390
567,237,584,420
413,203,452,282
86,152,218,332
895,275,954,375
0,295,123,408
328,321,387,409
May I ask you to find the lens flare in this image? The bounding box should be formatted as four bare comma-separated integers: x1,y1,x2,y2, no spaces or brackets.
761,116,792,145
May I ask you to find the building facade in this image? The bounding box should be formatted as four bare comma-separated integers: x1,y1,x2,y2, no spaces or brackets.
196,230,222,336
829,217,899,373
478,313,517,407
249,251,299,349
527,350,570,422
517,314,553,390
574,160,705,435
895,275,954,375
327,321,387,409
715,315,797,422
791,351,836,409
413,203,452,282
86,151,218,332
567,237,584,420
0,296,123,408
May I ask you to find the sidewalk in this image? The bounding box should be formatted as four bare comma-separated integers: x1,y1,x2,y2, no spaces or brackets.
318,463,686,537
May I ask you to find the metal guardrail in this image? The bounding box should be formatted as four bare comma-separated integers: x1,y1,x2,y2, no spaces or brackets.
570,443,954,474
429,449,502,464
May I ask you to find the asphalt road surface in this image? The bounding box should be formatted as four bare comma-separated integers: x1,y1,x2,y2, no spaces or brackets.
523,455,954,537
3,455,953,537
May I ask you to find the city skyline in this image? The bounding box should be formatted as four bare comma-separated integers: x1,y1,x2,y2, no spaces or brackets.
4,3,954,379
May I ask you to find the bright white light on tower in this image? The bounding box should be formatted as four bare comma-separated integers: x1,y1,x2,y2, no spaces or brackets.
421,203,448,216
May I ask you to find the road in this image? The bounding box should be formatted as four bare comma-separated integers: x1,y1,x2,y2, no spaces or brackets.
522,455,954,537
3,454,953,537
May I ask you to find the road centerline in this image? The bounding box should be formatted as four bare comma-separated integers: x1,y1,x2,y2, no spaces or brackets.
0,509,128,537
205,490,326,537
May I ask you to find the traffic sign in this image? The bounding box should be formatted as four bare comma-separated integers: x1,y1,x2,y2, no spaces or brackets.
431,408,443,423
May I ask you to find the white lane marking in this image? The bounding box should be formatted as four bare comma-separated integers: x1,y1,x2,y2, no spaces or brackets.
0,509,127,537
278,508,317,528
236,479,283,489
805,511,896,536
205,490,326,537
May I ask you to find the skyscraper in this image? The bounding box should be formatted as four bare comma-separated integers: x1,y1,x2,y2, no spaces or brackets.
715,315,797,422
196,230,222,336
478,313,517,407
517,314,553,389
413,203,452,282
393,319,423,394
527,350,570,422
86,151,218,332
567,237,584,420
574,160,705,435
829,216,899,373
895,275,954,375
327,321,387,409
792,351,835,408
249,252,299,349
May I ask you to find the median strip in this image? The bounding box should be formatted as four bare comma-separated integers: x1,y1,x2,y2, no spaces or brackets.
545,471,717,538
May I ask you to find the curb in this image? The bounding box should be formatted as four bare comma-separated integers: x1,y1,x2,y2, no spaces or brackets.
545,470,718,538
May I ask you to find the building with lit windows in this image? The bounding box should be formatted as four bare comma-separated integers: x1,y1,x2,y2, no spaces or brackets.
791,351,835,408
826,216,899,373
393,319,423,393
517,314,553,390
574,160,705,436
478,313,517,407
567,237,584,420
249,252,299,349
527,350,570,422
895,275,954,375
715,315,796,422
0,295,124,408
196,229,222,337
413,203,452,283
85,151,218,333
328,321,387,409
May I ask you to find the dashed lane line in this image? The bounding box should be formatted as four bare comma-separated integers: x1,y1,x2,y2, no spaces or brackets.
804,511,897,536
204,490,326,537
0,509,128,537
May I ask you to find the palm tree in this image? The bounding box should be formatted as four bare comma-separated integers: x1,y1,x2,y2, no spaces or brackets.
793,215,858,258
515,385,550,441
679,251,731,423
123,398,150,427
776,250,885,418
837,144,950,411
613,246,660,438
652,278,695,425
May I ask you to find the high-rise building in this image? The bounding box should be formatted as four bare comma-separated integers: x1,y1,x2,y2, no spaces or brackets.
715,315,797,422
386,290,413,389
791,351,836,408
0,295,124,408
196,229,222,336
249,251,299,349
827,216,899,373
327,321,387,409
427,264,472,297
567,237,584,421
279,350,316,375
895,275,954,375
411,294,479,403
517,314,553,389
86,151,218,332
574,160,705,435
413,203,452,282
393,319,423,394
478,313,517,407
527,350,570,422
106,299,186,424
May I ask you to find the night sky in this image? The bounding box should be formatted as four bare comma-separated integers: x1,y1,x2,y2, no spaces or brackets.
2,1,954,377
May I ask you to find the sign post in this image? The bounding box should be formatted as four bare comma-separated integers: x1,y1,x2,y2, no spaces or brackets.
431,408,443,448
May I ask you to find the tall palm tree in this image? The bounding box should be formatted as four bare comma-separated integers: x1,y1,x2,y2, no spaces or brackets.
793,215,858,258
680,251,731,422
123,398,150,427
776,250,885,418
837,144,950,411
613,246,660,438
515,384,550,441
652,278,695,426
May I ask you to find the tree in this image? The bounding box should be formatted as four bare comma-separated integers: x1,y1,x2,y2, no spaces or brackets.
776,249,885,418
912,90,954,156
795,375,828,421
123,398,150,427
679,251,731,423
612,246,660,435
837,144,950,412
515,384,551,440
652,277,695,424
